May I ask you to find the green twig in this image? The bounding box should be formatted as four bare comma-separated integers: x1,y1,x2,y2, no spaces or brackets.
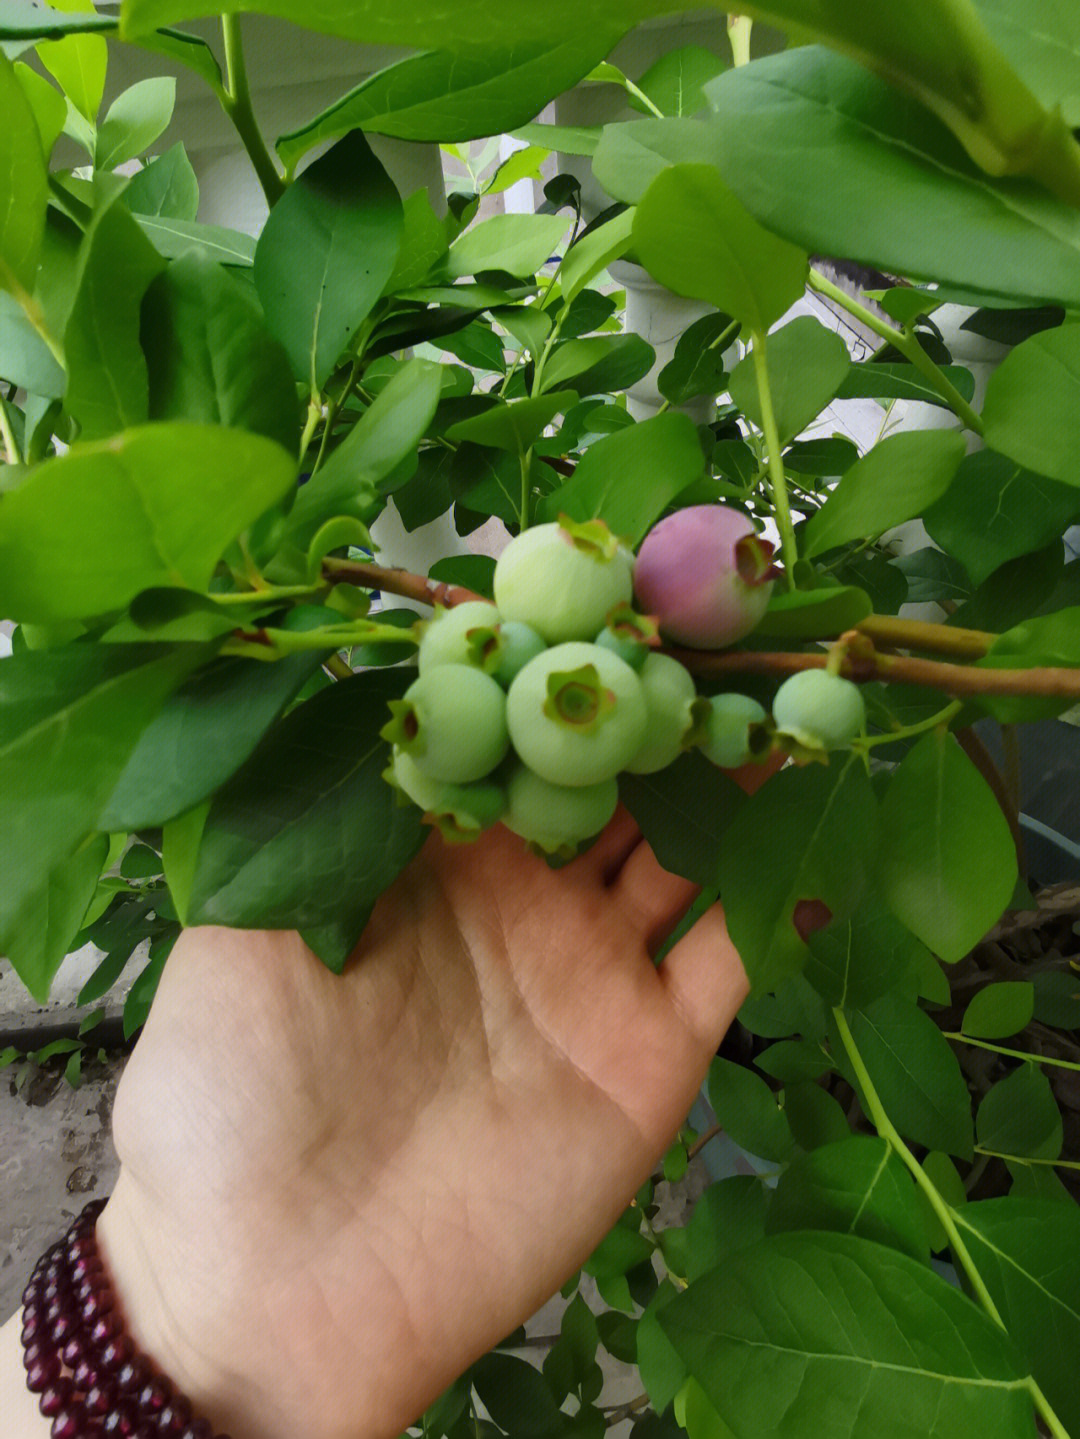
833,1009,1075,1439
854,699,963,750
945,1036,1080,1073
220,14,286,207
808,269,984,435
975,1146,1080,1172
749,328,798,587
0,393,22,465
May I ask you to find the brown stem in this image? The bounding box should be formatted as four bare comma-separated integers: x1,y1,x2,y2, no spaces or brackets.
316,558,1079,700
604,1394,652,1426
321,556,485,608
856,614,995,659
671,645,1080,701
955,727,1026,876
686,1121,723,1163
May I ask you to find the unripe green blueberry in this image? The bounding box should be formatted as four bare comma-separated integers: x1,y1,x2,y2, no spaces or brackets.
594,603,660,673
701,692,768,769
494,516,633,644
502,762,619,854
381,664,509,782
506,641,647,787
386,748,506,842
633,504,778,648
417,601,502,674
493,620,547,687
624,653,704,775
772,669,866,751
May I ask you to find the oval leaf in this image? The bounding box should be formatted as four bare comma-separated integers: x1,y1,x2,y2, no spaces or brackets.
0,424,298,623
633,161,807,334
657,1229,1035,1439
878,730,1018,965
805,429,967,558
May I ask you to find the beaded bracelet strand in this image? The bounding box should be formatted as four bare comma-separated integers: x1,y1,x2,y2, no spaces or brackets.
19,1195,231,1439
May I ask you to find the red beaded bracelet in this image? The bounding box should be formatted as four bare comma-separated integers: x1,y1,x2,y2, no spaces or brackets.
19,1196,231,1439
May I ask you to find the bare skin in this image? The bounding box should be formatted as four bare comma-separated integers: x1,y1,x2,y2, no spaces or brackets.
87,806,752,1439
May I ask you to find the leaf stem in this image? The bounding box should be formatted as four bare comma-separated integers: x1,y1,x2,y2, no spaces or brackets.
749,329,798,588
0,393,22,465
946,1036,1080,1073
976,1146,1080,1172
832,1007,1005,1322
856,614,994,658
807,268,984,435
853,699,963,750
220,14,286,207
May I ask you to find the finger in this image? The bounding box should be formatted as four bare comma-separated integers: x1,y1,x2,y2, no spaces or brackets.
656,899,750,1055
572,804,643,884
606,837,701,951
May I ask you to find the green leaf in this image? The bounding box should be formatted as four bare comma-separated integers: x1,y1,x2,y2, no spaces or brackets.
836,361,976,407
95,76,175,169
804,429,966,558
0,423,298,623
0,289,65,396
804,893,933,1010
729,317,850,445
428,554,495,597
890,545,972,606
14,61,67,157
658,1230,1034,1439
685,1178,768,1281
637,1281,688,1415
0,642,204,944
470,1352,568,1439
557,207,635,311
446,212,570,281
619,750,747,889
962,982,1035,1040
976,1062,1062,1161
656,311,737,407
783,436,859,477
878,730,1018,965
783,1080,851,1151
954,1195,1080,1438
633,162,807,334
100,610,337,830
539,334,654,396
285,357,444,549
135,214,256,266
707,1055,794,1164
253,128,403,391
752,586,871,640
0,51,48,295
924,449,1080,586
64,191,166,440
509,120,600,157
275,30,626,172
120,144,197,219
186,668,426,931
633,44,727,117
591,117,731,207
973,0,1080,126
445,391,575,454
765,1135,929,1262
846,991,974,1159
536,412,704,545
380,188,448,295
981,323,1080,487
3,834,108,1004
702,48,1080,308
142,251,300,454
718,757,879,992
37,30,106,122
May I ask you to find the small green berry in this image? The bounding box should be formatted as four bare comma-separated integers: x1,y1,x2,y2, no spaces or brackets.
382,665,509,783
501,762,618,855
701,693,768,769
772,669,866,751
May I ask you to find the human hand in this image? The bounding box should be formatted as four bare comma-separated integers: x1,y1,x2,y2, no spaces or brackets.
95,801,754,1439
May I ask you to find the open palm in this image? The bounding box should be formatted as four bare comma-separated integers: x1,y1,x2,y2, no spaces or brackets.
97,807,749,1439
